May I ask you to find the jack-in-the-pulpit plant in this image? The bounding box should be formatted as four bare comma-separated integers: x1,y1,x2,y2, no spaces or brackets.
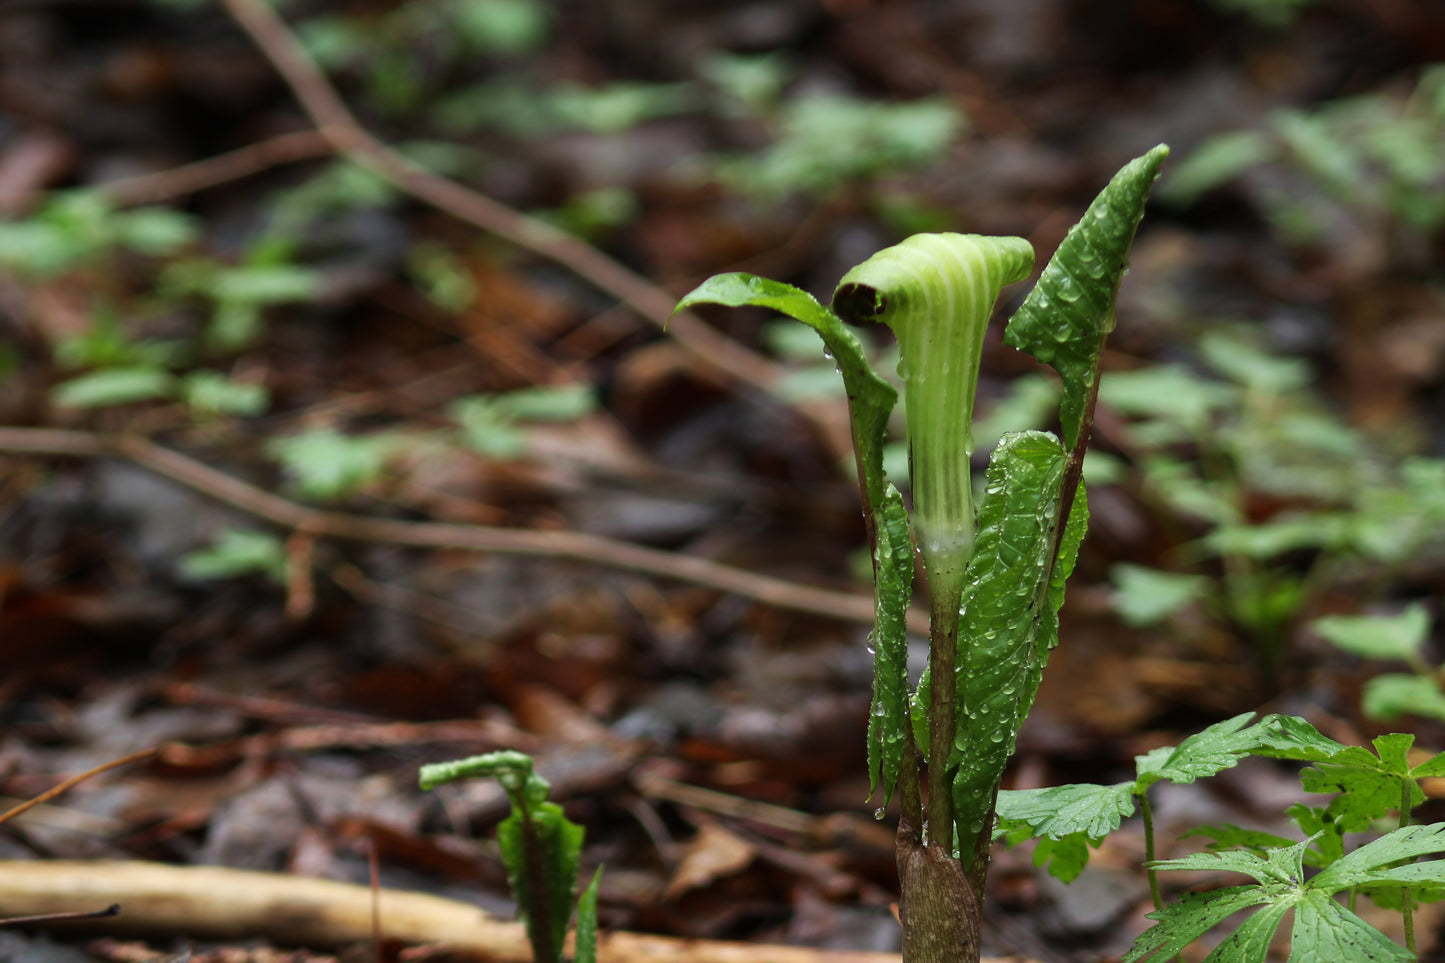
676,145,1169,963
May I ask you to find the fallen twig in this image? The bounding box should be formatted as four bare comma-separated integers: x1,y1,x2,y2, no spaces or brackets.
0,861,1030,963
98,130,334,207
0,427,926,632
0,903,120,927
217,0,783,397
0,748,155,829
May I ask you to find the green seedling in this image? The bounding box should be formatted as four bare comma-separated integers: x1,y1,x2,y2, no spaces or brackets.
1101,330,1445,693
1312,605,1445,723
676,145,1168,963
420,751,601,963
1164,66,1445,263
999,714,1445,961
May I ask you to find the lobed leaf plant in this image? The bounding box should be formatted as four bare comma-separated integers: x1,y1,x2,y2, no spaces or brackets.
675,145,1168,963
997,712,1445,962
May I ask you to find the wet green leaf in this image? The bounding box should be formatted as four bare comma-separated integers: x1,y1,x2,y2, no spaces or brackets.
1006,145,1169,448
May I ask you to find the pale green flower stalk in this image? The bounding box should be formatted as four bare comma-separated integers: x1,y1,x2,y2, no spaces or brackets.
833,234,1034,604
833,233,1034,853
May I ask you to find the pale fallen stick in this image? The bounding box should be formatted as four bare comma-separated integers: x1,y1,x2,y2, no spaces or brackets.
0,860,1020,963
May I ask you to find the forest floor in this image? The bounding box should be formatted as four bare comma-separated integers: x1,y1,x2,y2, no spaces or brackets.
1,1,1444,961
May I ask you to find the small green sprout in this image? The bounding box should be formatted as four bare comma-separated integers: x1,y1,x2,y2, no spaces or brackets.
420,751,600,963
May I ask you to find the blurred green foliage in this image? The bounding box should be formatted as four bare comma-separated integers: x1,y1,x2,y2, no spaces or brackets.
1166,66,1445,257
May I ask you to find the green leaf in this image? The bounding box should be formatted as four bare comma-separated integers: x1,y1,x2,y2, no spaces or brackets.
1364,673,1445,723
182,371,270,417
1199,332,1311,393
115,207,199,256
209,263,320,305
1095,364,1235,429
1158,129,1276,206
1137,817,1445,963
1206,901,1291,963
1290,890,1412,963
50,367,177,408
1251,713,1349,762
1312,823,1445,893
267,429,402,501
574,866,603,963
178,528,287,583
452,0,550,55
418,750,546,801
1005,144,1169,448
1298,734,1425,824
1134,711,1263,790
675,273,897,514
994,782,1137,841
493,384,597,422
1149,835,1311,888
1289,805,1348,867
418,750,586,963
950,430,1071,840
497,799,584,963
867,484,914,804
718,94,964,200
1181,823,1300,858
1030,832,1093,883
1123,887,1274,963
1110,563,1209,627
1311,605,1430,662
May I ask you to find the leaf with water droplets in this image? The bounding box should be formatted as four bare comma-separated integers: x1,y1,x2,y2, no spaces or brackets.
950,430,1083,853
867,483,914,804
1005,145,1169,448
675,273,897,512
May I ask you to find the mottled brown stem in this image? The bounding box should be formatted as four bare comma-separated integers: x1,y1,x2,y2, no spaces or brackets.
897,819,981,963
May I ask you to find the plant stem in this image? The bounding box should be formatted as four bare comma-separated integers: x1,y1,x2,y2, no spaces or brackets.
926,585,963,856
1139,790,1164,913
1401,779,1415,956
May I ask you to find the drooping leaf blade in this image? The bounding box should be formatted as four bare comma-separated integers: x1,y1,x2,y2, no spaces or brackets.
1005,145,1170,447
674,274,897,512
867,483,914,803
950,430,1071,842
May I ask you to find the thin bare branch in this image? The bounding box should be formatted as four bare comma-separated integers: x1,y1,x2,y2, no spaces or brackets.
0,748,156,829
99,130,334,208
0,427,925,632
217,0,783,396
